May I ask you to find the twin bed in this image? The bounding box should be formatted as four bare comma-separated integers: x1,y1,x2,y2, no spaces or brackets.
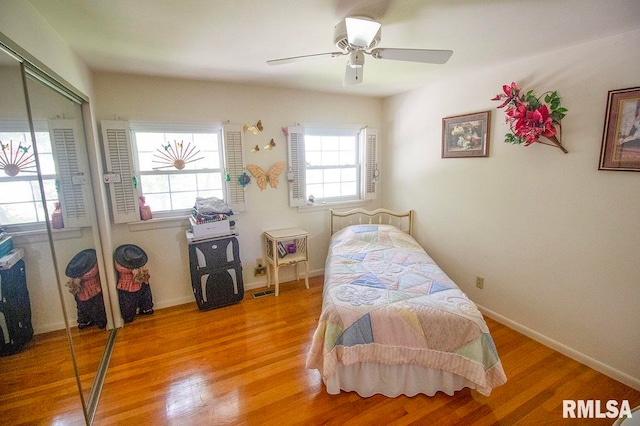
306,208,507,397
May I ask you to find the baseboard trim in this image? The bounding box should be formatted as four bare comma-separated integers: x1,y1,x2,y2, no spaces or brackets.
243,268,324,292
478,305,640,392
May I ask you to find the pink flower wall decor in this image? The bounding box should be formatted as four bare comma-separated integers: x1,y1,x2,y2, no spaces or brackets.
492,82,569,153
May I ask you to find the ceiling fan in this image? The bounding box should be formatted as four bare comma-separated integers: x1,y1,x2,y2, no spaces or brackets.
266,16,453,86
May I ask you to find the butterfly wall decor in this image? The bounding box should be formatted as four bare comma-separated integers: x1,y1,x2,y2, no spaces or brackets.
243,120,263,135
264,139,276,150
246,161,285,191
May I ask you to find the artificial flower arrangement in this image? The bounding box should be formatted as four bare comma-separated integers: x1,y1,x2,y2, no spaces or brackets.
492,82,568,153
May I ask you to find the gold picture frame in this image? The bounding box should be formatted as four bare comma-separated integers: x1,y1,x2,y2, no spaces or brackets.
442,111,490,158
599,87,640,172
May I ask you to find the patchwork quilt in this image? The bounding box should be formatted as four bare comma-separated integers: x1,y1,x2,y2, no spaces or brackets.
306,224,507,396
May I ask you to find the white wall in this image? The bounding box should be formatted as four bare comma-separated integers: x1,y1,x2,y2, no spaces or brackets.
383,29,640,389
92,72,383,308
0,0,91,96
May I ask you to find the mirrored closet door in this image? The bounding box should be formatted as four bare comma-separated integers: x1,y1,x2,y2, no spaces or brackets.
0,40,113,424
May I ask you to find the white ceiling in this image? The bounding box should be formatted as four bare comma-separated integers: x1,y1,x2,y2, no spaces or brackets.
26,0,640,98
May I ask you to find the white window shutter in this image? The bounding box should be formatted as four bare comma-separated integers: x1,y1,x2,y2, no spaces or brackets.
287,126,306,207
48,119,92,228
101,120,140,224
362,128,378,200
222,123,245,212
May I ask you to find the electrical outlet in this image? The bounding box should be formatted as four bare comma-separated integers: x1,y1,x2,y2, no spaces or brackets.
256,258,264,269
476,276,484,289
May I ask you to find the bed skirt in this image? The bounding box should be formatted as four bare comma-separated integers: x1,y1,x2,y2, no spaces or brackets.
324,362,478,398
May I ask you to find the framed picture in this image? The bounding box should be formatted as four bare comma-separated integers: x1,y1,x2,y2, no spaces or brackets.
599,87,640,172
442,111,490,158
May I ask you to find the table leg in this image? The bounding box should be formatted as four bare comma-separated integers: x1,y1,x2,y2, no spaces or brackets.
266,262,271,288
274,264,280,296
304,261,309,289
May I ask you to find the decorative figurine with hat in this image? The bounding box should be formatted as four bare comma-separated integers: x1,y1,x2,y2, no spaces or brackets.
65,249,107,329
114,244,154,323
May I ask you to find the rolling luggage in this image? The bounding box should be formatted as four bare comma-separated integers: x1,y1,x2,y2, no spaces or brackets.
0,249,34,356
188,235,243,311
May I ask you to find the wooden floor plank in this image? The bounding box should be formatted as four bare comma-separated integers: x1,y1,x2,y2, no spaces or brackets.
1,275,638,425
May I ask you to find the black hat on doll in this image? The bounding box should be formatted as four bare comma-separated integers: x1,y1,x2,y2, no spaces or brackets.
65,249,97,278
114,244,148,269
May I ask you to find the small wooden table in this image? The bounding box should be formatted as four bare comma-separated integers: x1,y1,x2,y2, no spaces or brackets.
263,228,309,296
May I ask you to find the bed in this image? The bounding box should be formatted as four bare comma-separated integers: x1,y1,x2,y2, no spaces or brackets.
306,208,507,397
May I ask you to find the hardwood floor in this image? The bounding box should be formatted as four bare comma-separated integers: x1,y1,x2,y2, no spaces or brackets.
2,275,639,425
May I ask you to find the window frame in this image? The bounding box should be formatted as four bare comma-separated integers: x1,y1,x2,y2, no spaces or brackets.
0,119,59,231
128,122,227,218
303,126,362,203
287,124,378,208
101,120,246,225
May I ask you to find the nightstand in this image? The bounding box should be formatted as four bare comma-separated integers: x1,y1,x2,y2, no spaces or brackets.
263,228,309,296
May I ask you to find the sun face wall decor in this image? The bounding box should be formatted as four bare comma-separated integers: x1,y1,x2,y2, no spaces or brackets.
1,140,36,176
152,140,203,170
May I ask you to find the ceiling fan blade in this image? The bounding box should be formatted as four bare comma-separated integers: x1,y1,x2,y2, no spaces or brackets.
267,52,344,66
345,17,381,48
343,63,363,86
370,48,453,64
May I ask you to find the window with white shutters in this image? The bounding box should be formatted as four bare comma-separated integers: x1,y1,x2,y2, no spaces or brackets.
101,120,139,224
0,119,90,229
362,128,378,200
49,119,92,228
286,125,377,207
287,126,306,207
222,123,246,212
101,120,245,224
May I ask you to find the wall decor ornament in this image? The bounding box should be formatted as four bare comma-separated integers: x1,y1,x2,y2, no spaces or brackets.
246,162,285,191
1,140,36,176
264,138,276,150
492,82,568,153
442,111,491,158
238,172,251,187
599,86,640,172
152,140,203,170
243,120,263,134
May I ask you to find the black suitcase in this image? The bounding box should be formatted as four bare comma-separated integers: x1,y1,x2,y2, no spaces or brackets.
188,236,244,311
0,259,34,356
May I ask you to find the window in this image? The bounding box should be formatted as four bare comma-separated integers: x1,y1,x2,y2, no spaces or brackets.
130,123,225,213
101,120,245,224
304,128,360,202
0,119,91,230
287,125,377,207
0,122,59,227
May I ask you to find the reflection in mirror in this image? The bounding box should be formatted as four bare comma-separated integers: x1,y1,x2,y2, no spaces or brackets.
0,44,111,424
24,70,115,409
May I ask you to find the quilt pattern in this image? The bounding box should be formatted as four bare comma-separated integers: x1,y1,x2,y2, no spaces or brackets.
306,224,507,396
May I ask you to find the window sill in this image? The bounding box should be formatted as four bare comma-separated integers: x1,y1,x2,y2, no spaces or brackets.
127,215,190,232
297,200,371,213
9,227,83,244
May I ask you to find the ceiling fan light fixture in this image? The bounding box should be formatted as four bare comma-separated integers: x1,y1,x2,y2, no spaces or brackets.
343,64,363,86
347,50,365,68
345,17,381,48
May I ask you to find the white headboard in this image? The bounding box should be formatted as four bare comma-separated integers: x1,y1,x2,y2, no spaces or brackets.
330,208,414,235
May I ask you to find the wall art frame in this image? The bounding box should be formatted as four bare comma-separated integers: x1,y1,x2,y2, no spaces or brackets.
442,110,490,158
599,86,640,172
